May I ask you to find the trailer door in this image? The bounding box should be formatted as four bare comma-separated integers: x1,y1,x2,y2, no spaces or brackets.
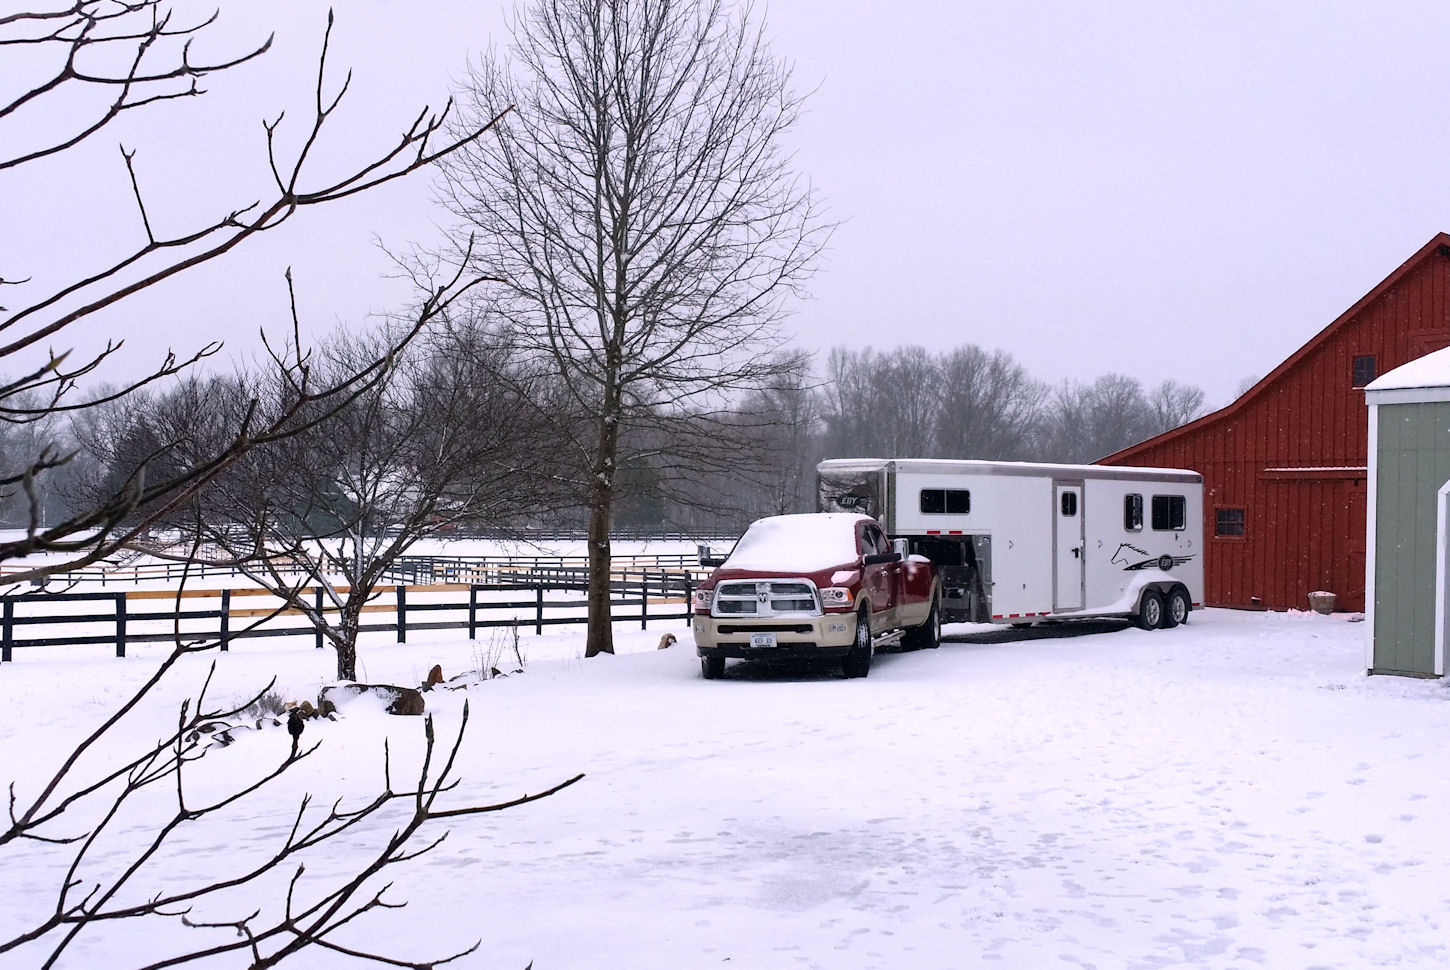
1054,483,1084,611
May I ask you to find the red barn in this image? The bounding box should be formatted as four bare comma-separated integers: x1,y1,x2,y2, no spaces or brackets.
1101,233,1450,613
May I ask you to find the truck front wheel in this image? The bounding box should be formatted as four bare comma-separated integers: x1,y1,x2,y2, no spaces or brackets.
842,611,873,678
701,656,725,679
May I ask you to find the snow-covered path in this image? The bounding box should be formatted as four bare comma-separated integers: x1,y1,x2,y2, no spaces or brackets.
3,609,1448,969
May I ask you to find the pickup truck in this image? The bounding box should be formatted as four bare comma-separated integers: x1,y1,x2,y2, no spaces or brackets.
692,512,941,679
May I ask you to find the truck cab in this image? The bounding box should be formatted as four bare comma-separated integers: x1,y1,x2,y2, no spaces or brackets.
692,513,940,679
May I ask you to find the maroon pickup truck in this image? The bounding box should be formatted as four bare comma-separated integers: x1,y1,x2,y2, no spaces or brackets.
692,513,941,679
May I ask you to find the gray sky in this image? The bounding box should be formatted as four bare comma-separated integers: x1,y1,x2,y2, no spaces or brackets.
11,0,1450,410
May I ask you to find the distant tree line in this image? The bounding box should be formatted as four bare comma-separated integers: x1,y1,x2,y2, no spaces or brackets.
650,344,1210,533
1,341,1209,545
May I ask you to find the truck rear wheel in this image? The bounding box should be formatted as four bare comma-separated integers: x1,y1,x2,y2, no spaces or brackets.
903,596,941,650
842,611,873,678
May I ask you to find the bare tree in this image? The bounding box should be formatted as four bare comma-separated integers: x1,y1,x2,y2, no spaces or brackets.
1148,379,1207,431
1036,375,1210,462
934,345,1048,460
1,5,588,966
436,0,829,657
91,324,561,681
820,347,941,458
1,2,507,580
820,347,889,457
738,356,822,516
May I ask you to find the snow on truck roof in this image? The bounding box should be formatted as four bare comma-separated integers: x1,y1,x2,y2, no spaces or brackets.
723,513,870,573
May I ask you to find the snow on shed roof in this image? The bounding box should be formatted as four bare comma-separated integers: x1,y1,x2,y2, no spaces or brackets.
1364,345,1450,393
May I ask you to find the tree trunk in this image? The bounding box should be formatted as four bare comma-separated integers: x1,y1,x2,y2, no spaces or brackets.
584,412,620,657
335,638,358,681
335,608,360,680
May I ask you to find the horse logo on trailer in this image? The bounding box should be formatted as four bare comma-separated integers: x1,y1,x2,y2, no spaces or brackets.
1111,543,1194,572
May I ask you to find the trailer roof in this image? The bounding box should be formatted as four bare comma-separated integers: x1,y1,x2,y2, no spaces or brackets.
818,458,1201,485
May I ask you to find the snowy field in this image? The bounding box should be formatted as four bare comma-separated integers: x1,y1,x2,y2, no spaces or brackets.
3,608,1449,969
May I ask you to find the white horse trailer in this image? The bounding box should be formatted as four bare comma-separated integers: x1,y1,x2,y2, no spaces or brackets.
817,458,1204,630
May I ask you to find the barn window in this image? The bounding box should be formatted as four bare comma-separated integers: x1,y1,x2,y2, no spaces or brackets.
920,489,970,514
1215,507,1246,537
1151,494,1186,531
1352,355,1377,387
1124,493,1143,532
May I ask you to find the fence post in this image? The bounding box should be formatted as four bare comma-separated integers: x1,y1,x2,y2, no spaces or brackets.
314,588,324,650
641,570,648,630
2,598,12,662
397,585,407,643
220,588,231,652
535,586,543,636
115,592,127,658
684,575,693,627
468,584,478,640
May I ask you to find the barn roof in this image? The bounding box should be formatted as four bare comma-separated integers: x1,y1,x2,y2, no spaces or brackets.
1101,231,1450,463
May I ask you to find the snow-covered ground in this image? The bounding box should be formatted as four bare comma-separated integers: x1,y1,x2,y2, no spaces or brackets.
3,608,1449,969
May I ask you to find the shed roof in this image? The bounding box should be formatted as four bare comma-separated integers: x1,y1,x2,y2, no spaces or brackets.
1366,345,1450,392
1365,345,1450,404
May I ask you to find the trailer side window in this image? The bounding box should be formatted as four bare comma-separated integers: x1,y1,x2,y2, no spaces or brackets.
1124,493,1144,532
1060,492,1078,516
920,489,970,514
1151,494,1186,531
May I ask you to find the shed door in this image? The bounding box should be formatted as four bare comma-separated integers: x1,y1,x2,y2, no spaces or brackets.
1054,484,1085,611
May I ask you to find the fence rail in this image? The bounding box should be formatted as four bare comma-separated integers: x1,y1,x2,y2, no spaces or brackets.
0,551,716,589
0,571,697,661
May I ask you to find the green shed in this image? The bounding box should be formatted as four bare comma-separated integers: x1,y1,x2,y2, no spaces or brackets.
1365,347,1450,677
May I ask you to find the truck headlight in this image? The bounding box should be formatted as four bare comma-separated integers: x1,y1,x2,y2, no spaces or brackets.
692,588,714,614
819,587,853,609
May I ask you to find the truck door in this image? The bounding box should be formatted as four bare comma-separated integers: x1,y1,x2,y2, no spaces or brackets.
860,522,898,625
1054,483,1085,611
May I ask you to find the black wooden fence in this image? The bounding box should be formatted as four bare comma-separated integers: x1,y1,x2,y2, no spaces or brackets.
0,552,713,589
0,571,697,661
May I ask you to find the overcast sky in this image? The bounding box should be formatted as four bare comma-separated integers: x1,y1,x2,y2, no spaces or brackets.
12,0,1450,411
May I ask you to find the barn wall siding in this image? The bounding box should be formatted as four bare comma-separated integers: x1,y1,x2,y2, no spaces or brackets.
1102,235,1450,613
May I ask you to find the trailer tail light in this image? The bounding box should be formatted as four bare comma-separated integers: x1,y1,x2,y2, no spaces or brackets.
819,587,854,610
692,589,714,614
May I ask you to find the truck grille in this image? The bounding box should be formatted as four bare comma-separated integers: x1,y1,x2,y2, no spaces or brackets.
714,580,820,617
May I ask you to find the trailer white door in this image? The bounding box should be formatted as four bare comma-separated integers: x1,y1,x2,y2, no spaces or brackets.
1054,484,1084,611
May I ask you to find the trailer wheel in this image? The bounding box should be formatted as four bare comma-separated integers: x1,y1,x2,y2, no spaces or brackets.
701,656,725,679
842,611,873,678
1136,589,1165,631
1164,586,1191,628
903,596,941,650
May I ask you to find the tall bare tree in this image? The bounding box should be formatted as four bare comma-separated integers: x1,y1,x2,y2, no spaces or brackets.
437,0,829,656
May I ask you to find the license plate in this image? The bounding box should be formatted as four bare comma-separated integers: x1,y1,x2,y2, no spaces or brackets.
750,632,778,648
